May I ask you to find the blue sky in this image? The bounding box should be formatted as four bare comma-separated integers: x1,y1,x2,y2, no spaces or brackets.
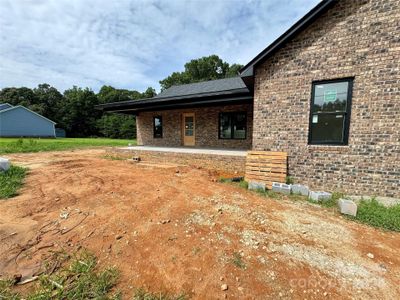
0,0,320,93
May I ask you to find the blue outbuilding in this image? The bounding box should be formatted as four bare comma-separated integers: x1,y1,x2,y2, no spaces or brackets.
0,103,56,137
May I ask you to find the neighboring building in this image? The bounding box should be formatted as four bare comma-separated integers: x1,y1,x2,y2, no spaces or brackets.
0,104,56,137
97,0,399,197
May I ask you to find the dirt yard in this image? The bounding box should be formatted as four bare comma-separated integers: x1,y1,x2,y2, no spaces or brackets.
0,149,399,299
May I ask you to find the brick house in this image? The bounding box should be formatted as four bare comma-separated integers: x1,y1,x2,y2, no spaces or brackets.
98,0,399,197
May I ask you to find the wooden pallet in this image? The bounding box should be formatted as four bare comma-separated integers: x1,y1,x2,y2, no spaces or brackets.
245,151,288,189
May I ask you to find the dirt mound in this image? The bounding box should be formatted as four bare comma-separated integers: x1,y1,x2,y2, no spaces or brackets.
0,149,399,299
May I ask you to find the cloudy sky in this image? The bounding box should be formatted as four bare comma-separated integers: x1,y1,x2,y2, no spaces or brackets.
0,0,320,93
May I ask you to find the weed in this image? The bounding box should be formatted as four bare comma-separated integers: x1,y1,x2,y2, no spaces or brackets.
0,165,27,199
349,199,400,232
0,279,20,300
306,192,342,208
231,252,246,269
238,180,248,189
285,176,294,184
132,288,186,300
0,251,120,300
218,177,232,183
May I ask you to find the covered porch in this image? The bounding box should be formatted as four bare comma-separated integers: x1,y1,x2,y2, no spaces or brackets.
96,77,254,151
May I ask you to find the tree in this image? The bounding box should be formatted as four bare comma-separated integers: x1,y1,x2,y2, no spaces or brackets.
95,85,157,139
159,55,243,90
0,87,41,113
97,114,136,139
33,83,64,122
61,87,101,137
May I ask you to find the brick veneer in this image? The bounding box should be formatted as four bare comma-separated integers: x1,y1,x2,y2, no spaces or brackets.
253,0,400,197
136,104,253,150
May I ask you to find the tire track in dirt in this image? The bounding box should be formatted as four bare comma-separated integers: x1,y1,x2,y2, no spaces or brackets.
0,149,399,299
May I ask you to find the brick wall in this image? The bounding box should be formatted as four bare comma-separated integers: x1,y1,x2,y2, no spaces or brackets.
253,0,400,197
136,104,253,150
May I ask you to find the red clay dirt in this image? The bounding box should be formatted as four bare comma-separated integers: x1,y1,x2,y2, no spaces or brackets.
0,149,399,299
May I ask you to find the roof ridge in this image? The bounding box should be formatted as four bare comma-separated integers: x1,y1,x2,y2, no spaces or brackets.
165,76,243,90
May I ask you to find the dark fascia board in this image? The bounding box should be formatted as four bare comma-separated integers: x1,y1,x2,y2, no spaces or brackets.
102,95,253,115
239,0,336,76
96,87,250,110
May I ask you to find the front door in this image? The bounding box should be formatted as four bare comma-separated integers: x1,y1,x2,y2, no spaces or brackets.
182,113,195,146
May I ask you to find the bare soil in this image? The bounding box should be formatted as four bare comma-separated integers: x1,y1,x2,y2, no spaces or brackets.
0,149,399,299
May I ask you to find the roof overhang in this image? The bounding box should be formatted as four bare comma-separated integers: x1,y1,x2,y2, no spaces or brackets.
239,0,336,77
96,89,253,114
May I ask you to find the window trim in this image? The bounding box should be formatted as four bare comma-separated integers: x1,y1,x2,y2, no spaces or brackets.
218,111,247,140
153,115,163,138
308,77,354,146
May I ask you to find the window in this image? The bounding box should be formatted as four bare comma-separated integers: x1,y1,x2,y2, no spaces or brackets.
219,112,247,140
309,78,353,145
153,116,162,138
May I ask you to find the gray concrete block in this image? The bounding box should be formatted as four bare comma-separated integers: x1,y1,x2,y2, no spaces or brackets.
291,184,309,196
338,198,357,216
309,191,332,202
272,182,291,195
0,157,10,172
248,181,266,192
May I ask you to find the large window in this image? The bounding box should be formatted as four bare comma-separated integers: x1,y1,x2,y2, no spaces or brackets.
219,112,247,140
309,78,353,145
153,116,163,138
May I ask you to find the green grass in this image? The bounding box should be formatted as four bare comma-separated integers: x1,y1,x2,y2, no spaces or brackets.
0,138,136,154
0,165,27,199
0,251,120,300
218,178,400,233
307,192,343,208
349,199,400,232
231,252,246,270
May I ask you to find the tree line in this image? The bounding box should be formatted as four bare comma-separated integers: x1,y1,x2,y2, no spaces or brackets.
0,55,242,139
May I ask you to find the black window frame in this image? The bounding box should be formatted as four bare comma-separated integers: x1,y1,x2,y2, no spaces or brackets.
308,77,354,146
218,112,247,140
153,115,163,138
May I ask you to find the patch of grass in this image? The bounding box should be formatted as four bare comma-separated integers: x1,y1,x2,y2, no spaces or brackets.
238,180,248,189
0,279,20,300
0,138,136,154
218,177,232,183
132,288,186,300
285,176,295,184
231,252,246,269
0,251,120,299
0,165,27,199
306,192,343,208
349,199,400,232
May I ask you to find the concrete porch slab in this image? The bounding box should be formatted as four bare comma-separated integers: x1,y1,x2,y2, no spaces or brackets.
119,146,248,157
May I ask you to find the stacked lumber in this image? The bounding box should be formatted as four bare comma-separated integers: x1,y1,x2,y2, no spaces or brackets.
245,151,288,189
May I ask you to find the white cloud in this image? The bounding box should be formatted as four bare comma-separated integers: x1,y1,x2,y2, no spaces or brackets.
0,0,320,93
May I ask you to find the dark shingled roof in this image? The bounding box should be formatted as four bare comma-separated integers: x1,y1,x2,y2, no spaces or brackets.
96,77,252,113
155,77,248,98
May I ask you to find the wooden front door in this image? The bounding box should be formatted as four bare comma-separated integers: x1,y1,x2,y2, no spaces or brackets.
182,113,195,146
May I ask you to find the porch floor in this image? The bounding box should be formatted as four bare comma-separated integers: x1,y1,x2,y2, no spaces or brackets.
119,146,248,157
